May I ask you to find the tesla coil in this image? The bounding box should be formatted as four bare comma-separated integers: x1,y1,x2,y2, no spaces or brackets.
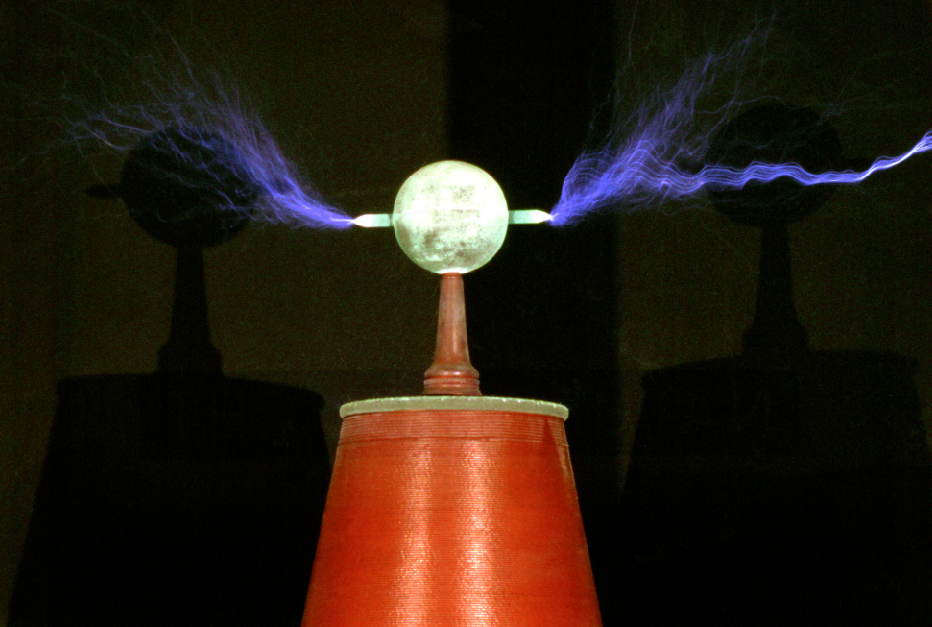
300,161,602,627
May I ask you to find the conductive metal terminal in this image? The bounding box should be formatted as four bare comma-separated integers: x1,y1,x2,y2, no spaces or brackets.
352,213,393,227
392,160,508,274
509,209,552,224
359,161,555,395
352,208,552,228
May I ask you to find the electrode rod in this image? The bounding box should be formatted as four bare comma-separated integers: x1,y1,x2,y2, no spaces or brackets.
352,209,552,228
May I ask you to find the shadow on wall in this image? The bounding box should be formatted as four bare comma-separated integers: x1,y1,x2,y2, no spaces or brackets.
10,116,332,626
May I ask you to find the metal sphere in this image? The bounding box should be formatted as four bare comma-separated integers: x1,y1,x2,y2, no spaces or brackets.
393,160,508,274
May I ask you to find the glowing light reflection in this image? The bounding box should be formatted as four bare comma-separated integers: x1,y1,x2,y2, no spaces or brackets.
461,442,495,627
391,447,433,625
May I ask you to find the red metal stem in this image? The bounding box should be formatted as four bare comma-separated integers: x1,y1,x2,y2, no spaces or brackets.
423,273,481,395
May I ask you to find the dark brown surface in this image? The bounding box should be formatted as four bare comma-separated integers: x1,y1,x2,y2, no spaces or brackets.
10,374,330,627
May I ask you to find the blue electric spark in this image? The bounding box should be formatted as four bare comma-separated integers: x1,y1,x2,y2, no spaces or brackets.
550,56,932,227
70,48,351,230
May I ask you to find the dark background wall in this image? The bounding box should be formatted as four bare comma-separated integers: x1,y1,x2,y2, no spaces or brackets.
3,1,932,623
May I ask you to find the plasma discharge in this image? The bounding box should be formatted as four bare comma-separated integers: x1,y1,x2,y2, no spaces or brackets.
67,20,929,233
60,33,351,230
549,51,932,227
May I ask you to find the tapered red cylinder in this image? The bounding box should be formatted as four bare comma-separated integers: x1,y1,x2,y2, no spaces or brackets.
423,273,480,396
301,396,602,627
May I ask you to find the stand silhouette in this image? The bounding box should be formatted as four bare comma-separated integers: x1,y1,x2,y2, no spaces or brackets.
617,105,932,624
10,128,330,627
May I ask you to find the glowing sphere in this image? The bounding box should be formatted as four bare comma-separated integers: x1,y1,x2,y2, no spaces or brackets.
393,160,508,274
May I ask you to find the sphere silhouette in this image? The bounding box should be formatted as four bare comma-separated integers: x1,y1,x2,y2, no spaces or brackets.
120,127,258,248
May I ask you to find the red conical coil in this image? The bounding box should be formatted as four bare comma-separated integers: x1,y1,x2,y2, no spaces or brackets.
301,398,602,627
